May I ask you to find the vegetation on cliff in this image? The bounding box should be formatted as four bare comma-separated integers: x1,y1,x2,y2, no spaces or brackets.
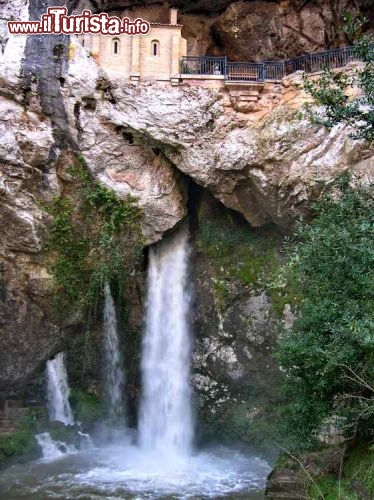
196,214,280,302
46,156,143,316
266,15,374,497
0,429,38,467
43,156,144,414
275,173,374,450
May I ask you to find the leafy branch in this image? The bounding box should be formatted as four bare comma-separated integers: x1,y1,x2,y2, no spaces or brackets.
304,13,374,142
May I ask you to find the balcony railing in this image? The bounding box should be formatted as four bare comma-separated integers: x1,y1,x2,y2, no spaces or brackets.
263,61,286,81
284,46,355,74
180,56,227,76
226,62,265,82
180,46,360,83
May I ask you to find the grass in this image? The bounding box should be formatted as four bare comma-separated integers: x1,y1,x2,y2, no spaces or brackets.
309,476,360,499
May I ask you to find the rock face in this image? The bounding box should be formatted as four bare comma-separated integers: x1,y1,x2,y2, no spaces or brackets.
188,191,284,443
0,87,59,395
192,254,281,440
63,66,373,229
0,0,373,405
75,1,372,60
209,0,356,60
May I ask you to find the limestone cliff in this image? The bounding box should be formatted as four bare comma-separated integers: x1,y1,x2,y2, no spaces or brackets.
0,0,373,422
74,1,373,60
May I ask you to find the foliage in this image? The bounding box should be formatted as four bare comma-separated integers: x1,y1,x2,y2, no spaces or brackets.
275,174,374,449
304,13,374,142
0,429,38,465
46,155,143,316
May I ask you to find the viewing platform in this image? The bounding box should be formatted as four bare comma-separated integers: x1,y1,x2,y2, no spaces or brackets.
76,8,359,89
178,46,357,86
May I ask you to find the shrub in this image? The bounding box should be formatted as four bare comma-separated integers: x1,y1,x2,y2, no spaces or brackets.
304,14,374,142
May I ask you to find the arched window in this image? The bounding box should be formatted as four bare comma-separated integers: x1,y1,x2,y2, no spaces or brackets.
112,38,120,55
151,40,160,56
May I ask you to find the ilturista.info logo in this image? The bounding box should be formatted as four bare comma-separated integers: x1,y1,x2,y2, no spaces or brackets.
8,7,151,35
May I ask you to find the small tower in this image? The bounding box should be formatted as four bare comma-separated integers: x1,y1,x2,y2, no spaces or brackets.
170,8,178,25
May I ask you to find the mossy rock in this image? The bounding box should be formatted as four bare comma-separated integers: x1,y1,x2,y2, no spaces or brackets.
0,429,40,468
47,421,81,448
69,389,104,428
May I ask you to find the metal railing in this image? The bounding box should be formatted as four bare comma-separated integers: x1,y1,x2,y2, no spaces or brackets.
180,56,227,76
180,46,360,83
226,62,265,82
285,46,355,74
263,61,286,81
284,55,308,74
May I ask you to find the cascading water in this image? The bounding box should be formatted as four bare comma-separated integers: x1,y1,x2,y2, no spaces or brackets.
103,283,125,421
46,352,74,426
139,226,193,456
0,227,271,498
35,433,77,461
36,353,77,459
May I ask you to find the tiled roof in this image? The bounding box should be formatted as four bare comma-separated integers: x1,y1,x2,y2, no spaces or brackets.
150,23,183,27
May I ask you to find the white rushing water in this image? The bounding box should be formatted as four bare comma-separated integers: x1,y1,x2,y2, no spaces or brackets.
0,441,271,498
139,226,193,456
103,283,125,421
35,433,76,461
46,352,74,426
40,353,77,460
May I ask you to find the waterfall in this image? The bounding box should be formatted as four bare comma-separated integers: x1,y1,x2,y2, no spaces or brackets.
46,352,74,426
139,226,193,456
103,283,125,421
38,353,76,459
6,225,272,498
35,433,76,460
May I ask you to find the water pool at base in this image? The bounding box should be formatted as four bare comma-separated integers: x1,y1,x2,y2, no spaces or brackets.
0,442,270,499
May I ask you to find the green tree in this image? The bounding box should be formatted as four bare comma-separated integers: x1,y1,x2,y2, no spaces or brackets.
275,174,374,449
304,14,374,142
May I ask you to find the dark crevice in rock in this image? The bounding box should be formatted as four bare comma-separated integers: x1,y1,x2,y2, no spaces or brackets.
0,262,6,308
96,76,117,103
74,101,83,143
81,95,97,111
122,130,134,144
